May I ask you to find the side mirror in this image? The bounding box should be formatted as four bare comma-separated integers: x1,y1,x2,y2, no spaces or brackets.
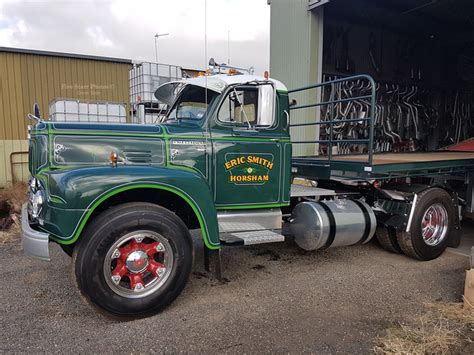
208,58,216,67
33,102,41,118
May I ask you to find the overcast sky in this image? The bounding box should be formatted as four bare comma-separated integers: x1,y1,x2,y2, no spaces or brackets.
0,0,270,73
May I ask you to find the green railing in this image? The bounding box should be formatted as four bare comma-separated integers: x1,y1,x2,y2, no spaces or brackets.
288,74,376,165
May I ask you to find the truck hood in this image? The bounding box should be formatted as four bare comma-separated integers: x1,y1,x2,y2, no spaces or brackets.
29,121,203,175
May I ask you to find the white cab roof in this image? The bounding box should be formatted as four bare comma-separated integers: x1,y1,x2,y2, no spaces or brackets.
183,74,288,93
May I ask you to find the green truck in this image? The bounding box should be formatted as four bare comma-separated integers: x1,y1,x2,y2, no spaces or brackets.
22,71,474,318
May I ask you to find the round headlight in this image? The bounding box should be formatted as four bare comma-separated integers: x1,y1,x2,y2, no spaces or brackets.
31,190,44,219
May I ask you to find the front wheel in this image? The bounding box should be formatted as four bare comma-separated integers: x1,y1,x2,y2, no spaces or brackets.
72,202,193,318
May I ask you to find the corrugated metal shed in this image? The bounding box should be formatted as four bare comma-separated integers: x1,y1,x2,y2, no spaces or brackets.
0,47,132,186
269,0,324,156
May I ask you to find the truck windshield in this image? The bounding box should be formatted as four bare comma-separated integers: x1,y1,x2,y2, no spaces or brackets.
166,85,218,121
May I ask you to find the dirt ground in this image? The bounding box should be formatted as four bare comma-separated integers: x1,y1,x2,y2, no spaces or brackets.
0,227,471,353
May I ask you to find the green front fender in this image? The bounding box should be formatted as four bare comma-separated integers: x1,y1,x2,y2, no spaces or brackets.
39,165,220,250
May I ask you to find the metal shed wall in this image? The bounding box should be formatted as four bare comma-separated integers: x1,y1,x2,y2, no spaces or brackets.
269,0,324,156
0,48,132,186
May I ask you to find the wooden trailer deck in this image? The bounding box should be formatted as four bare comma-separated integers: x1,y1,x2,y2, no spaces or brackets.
291,151,474,180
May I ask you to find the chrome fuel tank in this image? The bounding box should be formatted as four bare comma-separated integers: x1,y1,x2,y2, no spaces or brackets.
290,199,376,251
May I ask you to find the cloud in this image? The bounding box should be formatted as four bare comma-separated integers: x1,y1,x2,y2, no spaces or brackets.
0,0,270,73
86,26,114,48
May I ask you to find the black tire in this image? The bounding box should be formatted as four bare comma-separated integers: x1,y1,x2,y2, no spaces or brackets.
396,188,454,261
72,202,193,318
375,226,402,254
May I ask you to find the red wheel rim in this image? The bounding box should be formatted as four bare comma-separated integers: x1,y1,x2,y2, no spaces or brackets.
104,231,173,298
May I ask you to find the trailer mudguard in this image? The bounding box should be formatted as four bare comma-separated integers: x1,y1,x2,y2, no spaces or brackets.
36,165,220,250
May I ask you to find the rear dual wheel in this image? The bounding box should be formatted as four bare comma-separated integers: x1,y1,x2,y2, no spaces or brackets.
375,226,402,254
377,188,454,261
73,202,193,318
397,188,454,261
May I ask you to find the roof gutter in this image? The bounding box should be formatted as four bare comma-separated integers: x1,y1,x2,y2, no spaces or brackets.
0,46,132,64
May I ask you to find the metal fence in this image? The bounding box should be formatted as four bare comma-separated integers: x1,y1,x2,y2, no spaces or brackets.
288,74,376,165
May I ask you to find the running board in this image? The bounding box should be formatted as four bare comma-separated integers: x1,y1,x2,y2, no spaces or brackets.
217,208,282,233
220,230,285,245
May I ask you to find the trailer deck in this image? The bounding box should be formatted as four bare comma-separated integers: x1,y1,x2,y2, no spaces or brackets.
292,151,474,180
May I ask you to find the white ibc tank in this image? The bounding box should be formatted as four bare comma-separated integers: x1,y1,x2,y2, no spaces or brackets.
290,199,376,251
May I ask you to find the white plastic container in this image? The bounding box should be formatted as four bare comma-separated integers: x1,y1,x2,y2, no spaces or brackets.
129,62,182,104
49,98,127,123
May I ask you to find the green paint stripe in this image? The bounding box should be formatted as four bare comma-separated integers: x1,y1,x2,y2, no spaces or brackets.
42,129,289,143
50,184,220,250
168,135,204,139
215,203,289,210
47,130,164,138
49,196,66,204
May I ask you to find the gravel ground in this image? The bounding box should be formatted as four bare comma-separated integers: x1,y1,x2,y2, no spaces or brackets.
0,228,470,353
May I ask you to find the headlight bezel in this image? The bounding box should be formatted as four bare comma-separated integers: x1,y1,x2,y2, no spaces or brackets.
28,177,44,219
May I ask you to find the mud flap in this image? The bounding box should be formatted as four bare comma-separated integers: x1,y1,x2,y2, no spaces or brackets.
448,193,462,248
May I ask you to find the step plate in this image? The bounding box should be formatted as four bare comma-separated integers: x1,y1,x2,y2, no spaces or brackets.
217,209,282,233
227,230,285,245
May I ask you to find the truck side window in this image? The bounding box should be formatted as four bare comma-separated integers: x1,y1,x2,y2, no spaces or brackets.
217,84,275,128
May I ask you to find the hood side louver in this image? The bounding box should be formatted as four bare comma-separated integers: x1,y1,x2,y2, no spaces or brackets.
123,150,153,164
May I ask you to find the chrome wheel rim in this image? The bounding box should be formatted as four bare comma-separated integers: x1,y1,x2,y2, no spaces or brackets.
104,230,174,299
421,203,448,247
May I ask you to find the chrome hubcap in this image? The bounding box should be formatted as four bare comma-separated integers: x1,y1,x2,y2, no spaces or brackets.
421,203,448,246
125,250,149,273
104,231,174,299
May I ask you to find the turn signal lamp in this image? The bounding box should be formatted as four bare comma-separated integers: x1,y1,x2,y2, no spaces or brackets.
264,71,269,80
197,71,205,77
228,69,237,75
110,151,118,167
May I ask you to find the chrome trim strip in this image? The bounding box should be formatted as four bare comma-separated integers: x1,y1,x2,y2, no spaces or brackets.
406,194,418,233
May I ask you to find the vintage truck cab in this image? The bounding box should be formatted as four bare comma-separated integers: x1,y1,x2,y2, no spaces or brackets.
22,72,301,317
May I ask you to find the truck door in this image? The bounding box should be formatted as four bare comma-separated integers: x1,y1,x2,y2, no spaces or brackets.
210,82,285,208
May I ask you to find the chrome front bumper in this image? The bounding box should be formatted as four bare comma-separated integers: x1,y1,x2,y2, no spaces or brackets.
21,203,50,261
